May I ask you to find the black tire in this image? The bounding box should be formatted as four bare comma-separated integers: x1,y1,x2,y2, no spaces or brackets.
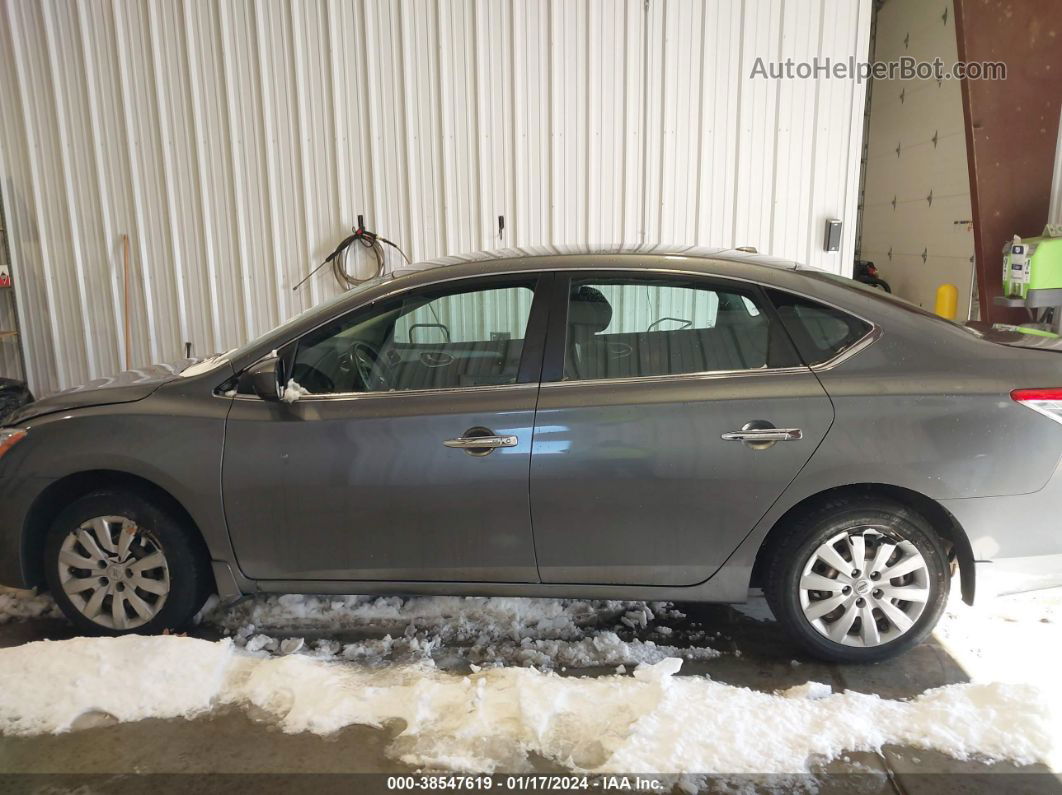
43,491,211,636
764,496,950,663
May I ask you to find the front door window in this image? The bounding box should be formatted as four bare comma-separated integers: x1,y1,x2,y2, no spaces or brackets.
290,280,537,394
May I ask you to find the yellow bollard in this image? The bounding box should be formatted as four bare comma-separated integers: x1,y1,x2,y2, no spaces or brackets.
935,284,958,320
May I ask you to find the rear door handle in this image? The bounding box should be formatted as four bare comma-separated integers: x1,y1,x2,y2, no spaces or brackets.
722,421,802,450
721,428,803,442
443,435,519,449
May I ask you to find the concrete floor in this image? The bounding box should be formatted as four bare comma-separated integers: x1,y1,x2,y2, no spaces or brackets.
1,604,1059,794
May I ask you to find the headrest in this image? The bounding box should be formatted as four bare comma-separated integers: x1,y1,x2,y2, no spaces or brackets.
568,285,613,333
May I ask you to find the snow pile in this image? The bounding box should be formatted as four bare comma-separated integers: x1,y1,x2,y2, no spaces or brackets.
1,588,716,669
780,681,833,701
234,626,718,670
280,379,310,403
213,595,714,670
214,594,648,639
0,636,1051,775
0,587,60,624
0,635,234,734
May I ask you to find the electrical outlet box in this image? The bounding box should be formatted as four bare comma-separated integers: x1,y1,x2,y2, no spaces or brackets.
823,219,842,252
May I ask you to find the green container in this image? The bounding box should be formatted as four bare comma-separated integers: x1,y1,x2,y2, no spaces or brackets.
991,323,1060,338
1002,236,1062,308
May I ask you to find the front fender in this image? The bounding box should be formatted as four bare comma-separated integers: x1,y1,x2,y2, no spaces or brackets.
0,389,233,589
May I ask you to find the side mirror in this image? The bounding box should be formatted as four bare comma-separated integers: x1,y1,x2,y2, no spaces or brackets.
238,356,284,402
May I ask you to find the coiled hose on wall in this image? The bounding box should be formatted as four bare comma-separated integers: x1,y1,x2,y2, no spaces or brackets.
293,224,410,293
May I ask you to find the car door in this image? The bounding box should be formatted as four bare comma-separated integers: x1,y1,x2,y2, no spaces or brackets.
223,273,551,582
529,271,835,586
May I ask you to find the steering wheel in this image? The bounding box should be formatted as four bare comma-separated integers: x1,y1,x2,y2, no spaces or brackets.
350,340,388,391
647,316,693,332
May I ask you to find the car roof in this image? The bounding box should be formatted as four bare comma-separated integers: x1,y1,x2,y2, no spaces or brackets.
391,243,811,280
374,245,830,298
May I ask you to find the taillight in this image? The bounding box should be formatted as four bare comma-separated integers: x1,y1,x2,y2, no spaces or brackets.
0,428,26,459
1011,388,1062,425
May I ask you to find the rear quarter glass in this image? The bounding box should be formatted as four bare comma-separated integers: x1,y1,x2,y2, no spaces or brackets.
765,288,872,365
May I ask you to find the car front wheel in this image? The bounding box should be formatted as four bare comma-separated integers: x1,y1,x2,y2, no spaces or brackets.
43,491,210,635
765,497,951,663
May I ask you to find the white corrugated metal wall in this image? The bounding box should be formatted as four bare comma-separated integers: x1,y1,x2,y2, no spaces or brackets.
0,0,871,395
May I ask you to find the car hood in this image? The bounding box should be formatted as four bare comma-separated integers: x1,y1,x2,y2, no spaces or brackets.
5,359,197,425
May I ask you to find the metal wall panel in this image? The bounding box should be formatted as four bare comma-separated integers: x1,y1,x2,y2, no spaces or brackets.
0,0,870,395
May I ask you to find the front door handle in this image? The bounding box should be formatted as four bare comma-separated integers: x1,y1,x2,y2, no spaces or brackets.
443,427,518,456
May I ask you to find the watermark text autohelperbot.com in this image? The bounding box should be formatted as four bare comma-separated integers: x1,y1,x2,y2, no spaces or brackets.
750,56,1006,83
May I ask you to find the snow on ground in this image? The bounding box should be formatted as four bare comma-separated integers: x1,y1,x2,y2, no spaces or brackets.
0,634,1051,776
0,587,61,624
933,588,1062,770
1,587,1060,774
0,589,711,669
738,587,1062,771
210,594,718,669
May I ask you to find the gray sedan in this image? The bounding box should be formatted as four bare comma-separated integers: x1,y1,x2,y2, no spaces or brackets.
1,246,1060,662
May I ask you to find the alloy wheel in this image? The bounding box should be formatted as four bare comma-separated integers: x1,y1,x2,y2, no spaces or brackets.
57,515,170,630
798,526,930,647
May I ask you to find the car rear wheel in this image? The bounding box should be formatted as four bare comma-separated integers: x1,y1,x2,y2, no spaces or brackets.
765,497,950,663
43,491,210,635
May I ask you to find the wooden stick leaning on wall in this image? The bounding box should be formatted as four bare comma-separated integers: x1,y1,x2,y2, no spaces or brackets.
122,234,131,371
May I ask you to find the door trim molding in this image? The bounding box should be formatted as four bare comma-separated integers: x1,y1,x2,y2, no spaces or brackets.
537,366,814,391
230,380,539,403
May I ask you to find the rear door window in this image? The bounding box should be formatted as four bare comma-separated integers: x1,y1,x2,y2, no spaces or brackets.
562,276,800,381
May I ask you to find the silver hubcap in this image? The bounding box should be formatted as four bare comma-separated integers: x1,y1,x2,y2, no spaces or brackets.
799,527,930,647
57,515,170,630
